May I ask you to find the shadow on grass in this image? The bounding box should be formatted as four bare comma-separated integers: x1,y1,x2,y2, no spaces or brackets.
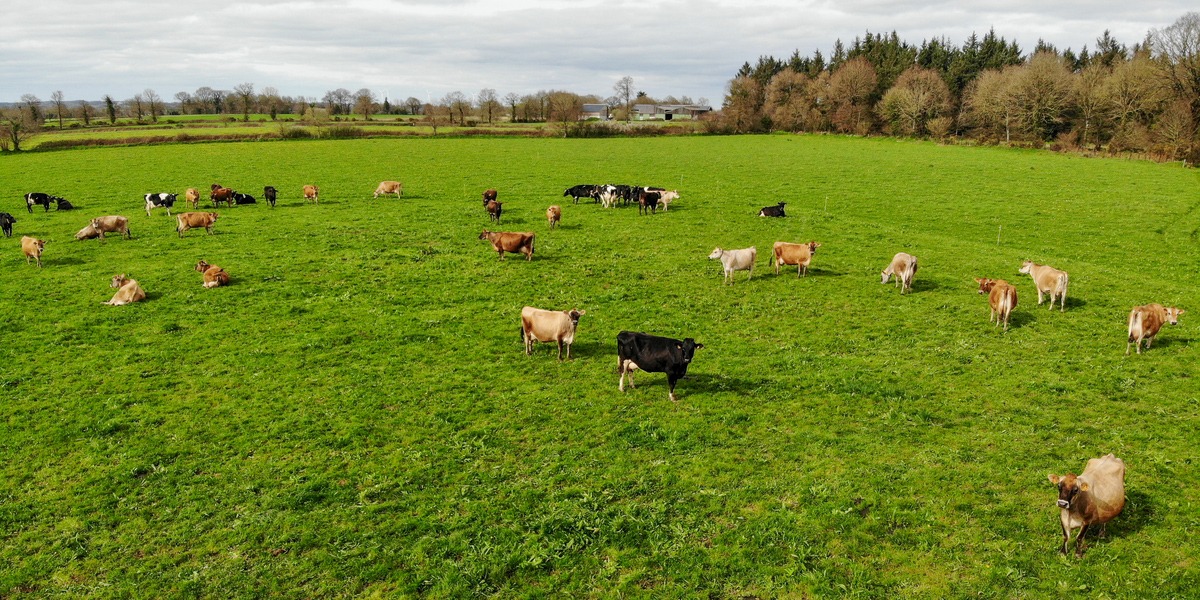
909,278,941,293
685,372,768,395
144,291,165,301
1110,488,1153,540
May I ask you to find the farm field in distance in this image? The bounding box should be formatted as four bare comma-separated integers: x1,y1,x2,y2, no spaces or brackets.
1,135,1198,597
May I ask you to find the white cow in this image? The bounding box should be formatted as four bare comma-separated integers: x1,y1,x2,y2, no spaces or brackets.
1019,260,1069,311
708,247,757,284
881,252,918,294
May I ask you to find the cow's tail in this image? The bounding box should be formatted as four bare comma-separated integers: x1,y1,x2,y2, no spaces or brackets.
1058,273,1069,305
1128,309,1142,343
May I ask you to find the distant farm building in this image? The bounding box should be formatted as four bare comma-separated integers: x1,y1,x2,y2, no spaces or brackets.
633,104,713,120
581,104,610,120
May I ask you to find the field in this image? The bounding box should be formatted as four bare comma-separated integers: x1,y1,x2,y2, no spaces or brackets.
1,135,1198,597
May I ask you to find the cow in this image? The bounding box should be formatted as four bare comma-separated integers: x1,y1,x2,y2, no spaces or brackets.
1048,454,1126,557
263,186,278,208
485,200,503,223
374,181,403,198
617,331,704,402
772,241,821,277
104,274,146,306
25,192,59,213
975,277,1018,331
176,212,219,237
520,306,586,361
656,190,681,211
210,186,234,208
303,185,320,204
563,185,597,205
638,190,661,215
0,212,15,237
90,216,131,240
546,205,561,229
479,230,535,260
708,247,757,284
74,223,101,240
195,260,231,288
21,236,46,267
55,197,74,210
144,193,178,216
185,188,201,209
759,202,786,217
1126,303,1185,355
482,189,498,203
232,192,257,205
1019,260,1069,311
597,189,619,208
882,252,918,294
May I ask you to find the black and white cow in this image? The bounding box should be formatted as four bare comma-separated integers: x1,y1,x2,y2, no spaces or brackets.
232,192,257,205
563,185,598,205
25,193,59,213
616,331,704,402
758,202,786,217
55,197,75,210
0,212,16,237
263,186,278,208
144,193,178,216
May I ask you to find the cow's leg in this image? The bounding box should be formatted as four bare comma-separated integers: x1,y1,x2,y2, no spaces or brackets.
1058,523,1070,555
668,375,679,402
565,341,572,360
1037,289,1045,305
1074,523,1090,557
556,340,564,361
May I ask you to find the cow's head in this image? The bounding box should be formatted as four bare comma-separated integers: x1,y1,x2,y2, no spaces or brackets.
778,202,787,209
1165,307,1185,325
110,274,128,288
211,183,222,190
90,217,102,229
1019,260,1034,275
567,309,586,327
679,338,704,363
210,213,219,220
479,230,492,240
195,260,211,273
166,194,177,203
707,247,724,259
1047,473,1088,509
974,277,996,294
808,241,821,252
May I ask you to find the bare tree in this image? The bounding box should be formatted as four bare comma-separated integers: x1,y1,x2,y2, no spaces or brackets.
175,91,195,115
443,91,470,124
1008,52,1074,141
614,75,635,121
876,66,951,136
405,97,423,115
195,87,225,114
259,86,283,120
546,90,583,135
722,76,767,133
144,89,163,123
827,57,877,134
322,88,352,115
354,88,378,120
20,94,43,124
127,93,146,122
963,67,1019,142
1073,63,1112,148
0,108,38,151
233,82,255,121
503,92,521,122
76,100,94,126
1152,12,1200,158
421,102,449,133
477,88,500,124
50,91,67,129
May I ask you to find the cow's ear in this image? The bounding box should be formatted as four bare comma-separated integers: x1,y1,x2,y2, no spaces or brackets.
1078,482,1090,492
675,343,683,350
1047,474,1060,485
1179,309,1187,315
695,344,704,350
578,310,586,315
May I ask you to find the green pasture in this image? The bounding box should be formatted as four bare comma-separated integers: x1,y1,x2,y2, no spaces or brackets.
1,135,1198,597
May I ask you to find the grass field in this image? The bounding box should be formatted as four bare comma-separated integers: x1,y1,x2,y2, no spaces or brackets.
1,135,1198,597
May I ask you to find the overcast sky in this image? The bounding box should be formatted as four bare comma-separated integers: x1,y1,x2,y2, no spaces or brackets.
1,1,1192,105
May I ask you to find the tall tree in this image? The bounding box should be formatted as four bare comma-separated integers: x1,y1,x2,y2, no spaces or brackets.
962,67,1019,142
827,57,878,134
233,83,255,122
104,95,117,124
353,88,377,120
1073,62,1112,148
259,87,282,120
127,93,145,121
722,75,767,133
877,66,952,136
477,88,500,124
614,76,635,121
1152,12,1200,159
443,91,469,124
1008,52,1073,141
0,108,38,151
76,100,94,126
503,92,521,122
20,94,43,124
50,91,67,129
144,89,163,123
405,97,423,115
175,91,194,115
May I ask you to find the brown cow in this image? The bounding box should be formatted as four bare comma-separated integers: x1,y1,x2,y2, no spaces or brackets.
771,241,821,277
176,212,219,237
1127,304,1185,355
303,185,320,204
374,181,403,198
194,260,231,288
520,306,586,360
482,189,498,203
975,278,1018,331
546,205,561,229
881,252,918,294
210,186,234,208
1019,260,1069,311
485,200,503,223
90,216,131,240
1048,454,1126,557
105,274,146,306
21,236,46,267
479,230,535,260
185,188,201,209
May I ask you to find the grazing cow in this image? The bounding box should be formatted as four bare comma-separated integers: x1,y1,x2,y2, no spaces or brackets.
195,260,231,288
303,184,320,204
21,236,46,267
616,331,704,402
485,200,503,223
25,192,59,213
975,277,1018,331
263,186,278,208
563,185,597,205
185,188,201,209
520,306,586,360
638,190,661,215
374,180,403,198
1126,303,1185,355
232,192,257,205
176,212,219,237
104,274,146,306
1019,260,1069,311
772,241,821,277
0,212,15,237
482,189,498,203
656,190,680,211
546,205,561,229
74,223,101,240
708,247,757,284
144,193,178,216
90,216,131,240
210,186,234,207
1048,454,1126,557
882,252,918,294
597,190,620,208
55,198,75,210
758,202,786,217
479,230,535,261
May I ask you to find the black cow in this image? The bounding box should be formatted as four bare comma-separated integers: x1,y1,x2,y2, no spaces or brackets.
0,212,15,237
25,193,59,213
263,186,277,208
758,202,786,217
144,193,178,216
616,331,704,402
563,185,598,205
638,191,661,215
233,192,257,205
55,198,75,210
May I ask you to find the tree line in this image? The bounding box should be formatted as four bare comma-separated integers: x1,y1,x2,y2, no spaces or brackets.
718,12,1200,162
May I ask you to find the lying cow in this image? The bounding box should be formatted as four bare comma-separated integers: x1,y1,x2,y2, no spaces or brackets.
21,236,46,267
90,216,131,240
1126,303,1185,355
185,187,201,209
882,252,918,294
617,331,704,402
263,186,278,208
55,198,75,210
520,306,586,361
772,241,821,277
232,192,256,205
479,230,535,260
0,212,15,237
1019,260,1069,311
374,180,403,198
303,185,320,204
708,247,757,284
145,193,178,216
26,192,59,213
195,260,231,288
546,205,561,229
105,274,146,306
975,277,1018,331
758,202,786,217
75,223,101,240
176,212,219,237
1048,454,1125,557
